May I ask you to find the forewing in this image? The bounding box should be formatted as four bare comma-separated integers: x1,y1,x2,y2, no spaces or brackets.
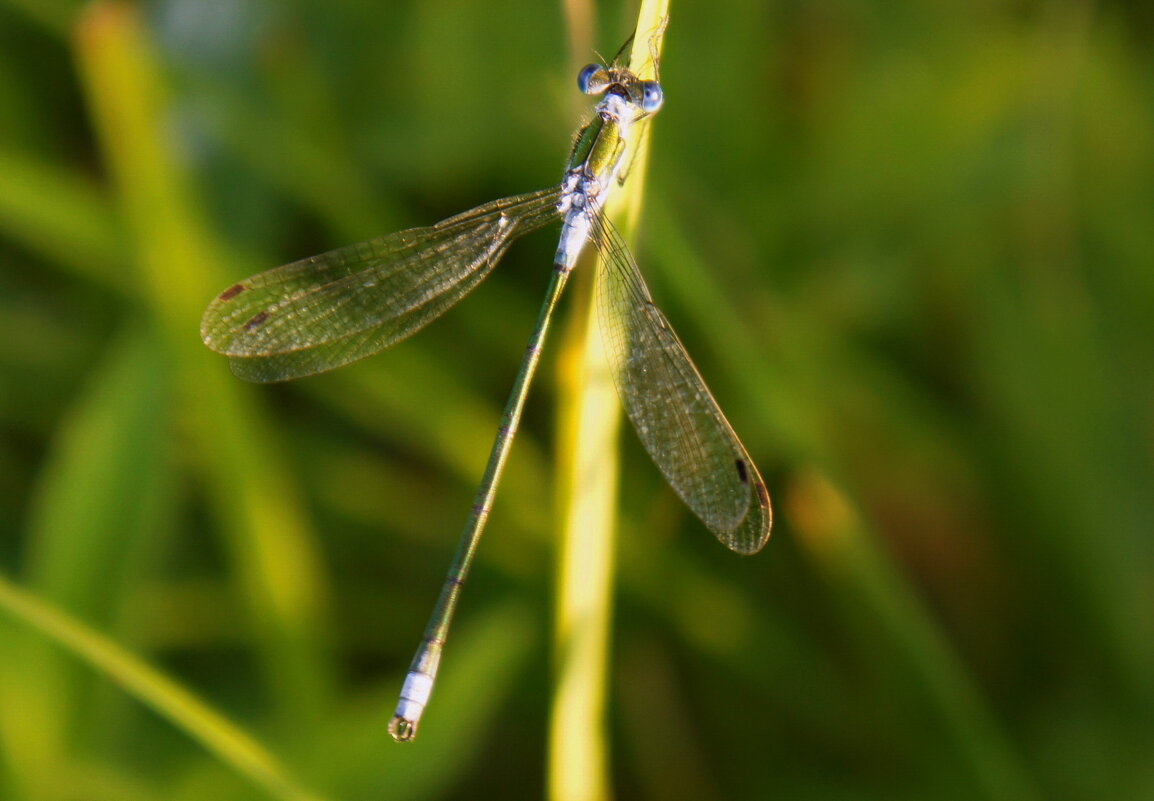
593,214,771,554
201,187,562,382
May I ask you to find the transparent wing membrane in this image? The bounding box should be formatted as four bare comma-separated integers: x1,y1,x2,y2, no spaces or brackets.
201,188,562,382
592,213,771,554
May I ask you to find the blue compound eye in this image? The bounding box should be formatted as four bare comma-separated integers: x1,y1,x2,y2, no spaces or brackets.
577,63,608,94
639,80,664,112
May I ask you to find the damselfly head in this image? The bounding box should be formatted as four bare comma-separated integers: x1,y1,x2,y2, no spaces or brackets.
577,64,664,117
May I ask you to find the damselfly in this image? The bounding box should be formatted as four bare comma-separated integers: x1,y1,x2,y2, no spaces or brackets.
201,32,771,742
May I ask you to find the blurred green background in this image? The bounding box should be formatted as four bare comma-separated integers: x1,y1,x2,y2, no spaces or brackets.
1,0,1152,799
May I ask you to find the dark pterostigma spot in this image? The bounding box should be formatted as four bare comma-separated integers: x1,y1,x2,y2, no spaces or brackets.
735,458,749,484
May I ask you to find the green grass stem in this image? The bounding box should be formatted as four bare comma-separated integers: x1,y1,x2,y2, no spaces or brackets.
549,3,668,800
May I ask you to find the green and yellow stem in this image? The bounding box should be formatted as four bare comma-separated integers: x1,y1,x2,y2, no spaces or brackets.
550,3,668,800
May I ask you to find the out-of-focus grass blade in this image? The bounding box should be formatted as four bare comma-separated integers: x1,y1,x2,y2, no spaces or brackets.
789,470,1040,801
0,0,76,36
0,146,125,292
973,269,1154,707
649,166,1042,798
646,199,816,460
0,332,171,801
23,331,169,614
307,362,552,545
175,73,393,244
0,573,326,801
966,2,1154,713
73,0,335,727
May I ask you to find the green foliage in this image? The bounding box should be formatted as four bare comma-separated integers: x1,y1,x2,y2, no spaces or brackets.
1,0,1151,799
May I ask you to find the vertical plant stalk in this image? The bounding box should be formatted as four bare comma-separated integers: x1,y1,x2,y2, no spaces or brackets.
550,3,668,800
